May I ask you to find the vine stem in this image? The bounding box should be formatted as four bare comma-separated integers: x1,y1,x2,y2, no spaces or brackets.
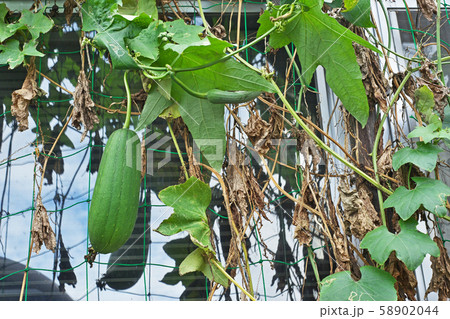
167,120,189,180
372,71,412,226
270,78,393,195
307,246,321,292
123,71,132,129
209,258,256,301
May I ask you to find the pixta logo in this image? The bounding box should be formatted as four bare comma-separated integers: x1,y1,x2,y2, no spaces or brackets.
125,131,172,176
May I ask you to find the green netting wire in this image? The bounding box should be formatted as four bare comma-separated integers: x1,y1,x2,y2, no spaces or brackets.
0,0,450,301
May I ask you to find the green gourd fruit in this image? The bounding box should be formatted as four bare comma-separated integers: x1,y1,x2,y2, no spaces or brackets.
88,128,141,254
102,204,150,290
206,89,262,104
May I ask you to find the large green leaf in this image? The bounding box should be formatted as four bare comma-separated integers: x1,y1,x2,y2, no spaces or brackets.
407,122,441,143
94,14,151,69
392,142,443,172
0,3,14,42
155,177,213,250
163,20,207,53
81,0,120,32
384,177,450,219
136,85,173,131
154,37,274,171
0,39,44,69
257,0,380,126
320,266,397,301
179,248,229,287
360,218,440,270
127,20,165,63
7,8,53,40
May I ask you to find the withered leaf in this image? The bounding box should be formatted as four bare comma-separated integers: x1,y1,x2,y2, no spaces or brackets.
338,181,381,240
417,0,437,21
11,62,39,131
425,237,450,300
63,0,77,25
31,195,56,254
332,232,350,272
297,129,322,172
244,112,272,155
354,42,388,112
293,202,311,246
121,88,148,112
386,254,417,300
72,70,99,142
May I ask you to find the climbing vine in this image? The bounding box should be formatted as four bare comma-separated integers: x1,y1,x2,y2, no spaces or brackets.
2,0,450,301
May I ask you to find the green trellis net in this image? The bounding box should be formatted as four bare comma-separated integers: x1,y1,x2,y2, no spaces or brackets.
0,0,449,301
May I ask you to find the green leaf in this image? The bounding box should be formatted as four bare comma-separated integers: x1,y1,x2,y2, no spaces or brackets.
257,0,380,126
136,85,173,131
342,0,358,12
320,266,397,301
118,0,158,19
331,0,375,28
360,218,440,270
156,177,213,250
81,0,120,32
94,14,150,69
179,248,229,287
127,20,165,63
384,177,450,219
7,8,53,40
0,39,24,69
407,122,441,143
0,3,14,42
415,85,435,114
392,142,442,172
163,20,207,53
22,40,45,57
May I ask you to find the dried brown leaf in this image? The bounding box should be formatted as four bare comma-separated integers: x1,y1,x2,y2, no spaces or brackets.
338,181,381,240
425,237,450,300
11,62,38,131
297,130,322,172
72,70,99,142
244,113,272,155
332,232,350,272
31,195,56,254
121,89,148,112
417,0,437,21
210,24,226,39
386,254,417,300
354,42,389,112
63,0,77,25
140,137,146,181
293,202,311,246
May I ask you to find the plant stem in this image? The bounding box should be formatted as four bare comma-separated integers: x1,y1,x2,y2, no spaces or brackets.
270,78,393,195
123,71,132,129
210,258,256,301
196,0,213,37
436,0,445,85
284,46,305,111
307,246,321,291
372,71,412,226
167,120,189,180
241,241,255,297
169,72,207,99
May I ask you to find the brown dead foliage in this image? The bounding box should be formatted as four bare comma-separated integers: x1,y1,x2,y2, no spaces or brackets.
425,237,450,300
292,200,312,247
210,24,226,39
11,62,39,131
244,112,272,155
121,89,148,112
332,232,350,272
63,0,77,25
31,195,56,254
393,71,416,100
417,0,437,21
72,70,99,142
296,129,322,172
386,254,417,300
353,42,388,112
338,181,381,240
